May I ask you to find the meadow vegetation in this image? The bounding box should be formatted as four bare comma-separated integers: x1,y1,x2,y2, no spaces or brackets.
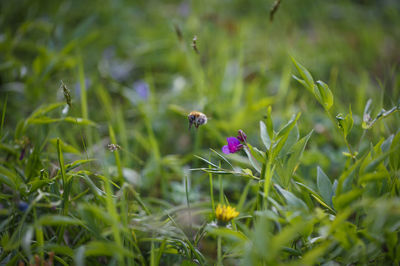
1,0,400,265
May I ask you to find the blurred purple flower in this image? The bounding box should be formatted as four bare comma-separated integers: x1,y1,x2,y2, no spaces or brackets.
178,1,191,17
75,78,91,98
237,130,247,142
99,47,134,82
222,137,243,154
133,80,150,100
18,201,28,212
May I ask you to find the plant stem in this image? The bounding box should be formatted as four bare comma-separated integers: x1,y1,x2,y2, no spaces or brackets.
263,159,273,209
209,167,215,212
325,109,355,159
217,235,222,265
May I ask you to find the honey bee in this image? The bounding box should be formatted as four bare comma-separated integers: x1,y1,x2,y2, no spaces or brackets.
188,111,208,129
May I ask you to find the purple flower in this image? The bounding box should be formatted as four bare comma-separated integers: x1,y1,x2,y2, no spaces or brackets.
222,137,243,154
133,80,150,100
18,201,28,212
237,130,247,142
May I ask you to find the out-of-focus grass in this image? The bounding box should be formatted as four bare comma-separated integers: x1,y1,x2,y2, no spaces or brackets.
1,0,400,265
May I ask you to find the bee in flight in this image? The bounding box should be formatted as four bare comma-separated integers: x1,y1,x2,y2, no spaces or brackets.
188,111,208,129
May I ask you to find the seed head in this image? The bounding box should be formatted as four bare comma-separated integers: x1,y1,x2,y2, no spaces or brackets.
107,144,121,152
61,80,72,108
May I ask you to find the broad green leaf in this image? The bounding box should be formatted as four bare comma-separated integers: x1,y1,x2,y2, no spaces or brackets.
291,57,314,91
364,152,390,173
292,75,307,89
285,130,313,183
265,106,274,139
28,179,52,192
207,227,248,242
278,124,299,158
246,144,265,164
260,121,271,150
243,146,262,173
381,134,393,152
272,113,301,158
315,80,334,110
296,182,335,213
332,189,363,210
277,113,301,139
274,184,308,211
358,171,388,184
317,167,333,207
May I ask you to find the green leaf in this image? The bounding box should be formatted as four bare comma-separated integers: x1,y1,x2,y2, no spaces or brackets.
265,106,274,140
292,75,307,89
246,144,266,164
317,167,333,207
267,220,309,260
284,130,313,186
291,57,314,91
278,124,299,158
84,241,134,257
336,106,353,137
295,182,335,213
49,138,81,154
277,113,300,139
315,80,334,110
27,117,62,124
300,242,330,265
63,117,97,126
389,132,400,171
27,102,65,120
207,227,248,242
260,121,271,150
243,145,262,173
272,113,301,158
65,159,96,172
182,261,198,266
332,189,363,210
274,184,308,211
358,171,388,184
0,165,16,189
36,215,83,226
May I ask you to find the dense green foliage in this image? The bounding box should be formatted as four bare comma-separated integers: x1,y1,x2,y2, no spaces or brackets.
1,0,400,265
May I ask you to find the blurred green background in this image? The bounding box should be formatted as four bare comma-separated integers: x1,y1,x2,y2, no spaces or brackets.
1,0,400,264
2,0,399,188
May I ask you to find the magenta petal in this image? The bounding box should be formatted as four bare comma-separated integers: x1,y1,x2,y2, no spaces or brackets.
222,145,230,154
226,137,241,153
226,137,241,146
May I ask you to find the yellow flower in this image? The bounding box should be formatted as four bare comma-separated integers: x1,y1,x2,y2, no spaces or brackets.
215,204,239,223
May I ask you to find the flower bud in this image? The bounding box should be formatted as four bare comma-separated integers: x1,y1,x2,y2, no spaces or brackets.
237,130,247,142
